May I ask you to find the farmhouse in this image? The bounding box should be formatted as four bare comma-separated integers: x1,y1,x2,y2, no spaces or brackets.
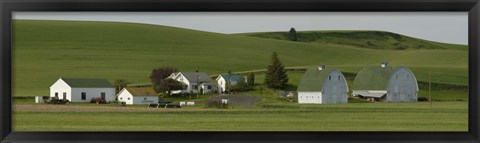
168,72,217,94
50,77,115,102
352,62,418,102
216,74,245,93
117,87,158,105
297,65,348,104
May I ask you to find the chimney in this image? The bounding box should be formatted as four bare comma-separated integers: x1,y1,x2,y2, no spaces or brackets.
381,62,389,68
318,64,325,71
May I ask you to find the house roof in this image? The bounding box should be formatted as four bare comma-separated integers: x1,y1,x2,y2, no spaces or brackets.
297,67,338,91
125,87,158,96
218,74,244,82
61,78,114,88
177,72,213,83
352,66,395,90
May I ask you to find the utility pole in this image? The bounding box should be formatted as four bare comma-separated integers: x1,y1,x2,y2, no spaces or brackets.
196,70,199,99
429,72,432,108
228,71,231,101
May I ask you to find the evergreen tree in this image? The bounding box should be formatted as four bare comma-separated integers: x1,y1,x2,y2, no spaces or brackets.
289,27,297,41
264,52,288,89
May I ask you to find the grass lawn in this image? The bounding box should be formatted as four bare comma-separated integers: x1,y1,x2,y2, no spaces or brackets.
13,20,467,97
11,20,469,132
13,101,467,131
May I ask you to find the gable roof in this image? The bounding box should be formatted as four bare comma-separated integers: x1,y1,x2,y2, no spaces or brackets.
125,87,158,96
352,66,395,90
61,78,114,88
217,74,244,82
177,72,213,83
297,67,338,91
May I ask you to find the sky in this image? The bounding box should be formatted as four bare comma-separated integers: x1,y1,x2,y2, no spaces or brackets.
13,12,468,45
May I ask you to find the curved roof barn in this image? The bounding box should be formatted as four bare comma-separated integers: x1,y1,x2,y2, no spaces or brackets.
298,67,338,91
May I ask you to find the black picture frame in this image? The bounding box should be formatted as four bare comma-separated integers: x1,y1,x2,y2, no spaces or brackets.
1,0,479,142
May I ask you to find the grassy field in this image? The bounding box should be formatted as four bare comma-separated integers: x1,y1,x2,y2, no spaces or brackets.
238,30,468,50
13,101,467,131
13,20,468,97
11,20,469,131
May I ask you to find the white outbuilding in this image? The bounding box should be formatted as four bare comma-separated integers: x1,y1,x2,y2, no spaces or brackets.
117,87,159,105
49,77,115,102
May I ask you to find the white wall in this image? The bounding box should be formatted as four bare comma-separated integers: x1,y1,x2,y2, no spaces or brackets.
298,92,322,104
131,96,158,105
50,79,72,100
117,89,134,105
171,73,196,94
216,76,238,93
217,77,226,92
71,87,115,102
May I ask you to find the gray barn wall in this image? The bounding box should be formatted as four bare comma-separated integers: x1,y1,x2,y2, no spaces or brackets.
386,68,418,102
322,70,349,103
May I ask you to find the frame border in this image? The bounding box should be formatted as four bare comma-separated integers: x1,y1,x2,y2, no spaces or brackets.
1,0,479,142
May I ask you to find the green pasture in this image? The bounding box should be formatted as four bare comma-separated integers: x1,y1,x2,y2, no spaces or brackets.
13,101,467,131
13,20,468,97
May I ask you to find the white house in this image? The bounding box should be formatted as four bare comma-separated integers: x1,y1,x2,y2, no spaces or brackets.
117,87,158,105
50,77,115,102
168,72,217,94
297,65,349,104
216,74,244,93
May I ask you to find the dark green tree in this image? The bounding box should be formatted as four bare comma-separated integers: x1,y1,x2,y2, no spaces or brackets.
289,27,297,41
264,52,289,89
247,72,255,86
150,67,182,93
157,78,183,95
113,79,129,94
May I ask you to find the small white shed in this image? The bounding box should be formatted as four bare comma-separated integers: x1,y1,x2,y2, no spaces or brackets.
117,87,158,105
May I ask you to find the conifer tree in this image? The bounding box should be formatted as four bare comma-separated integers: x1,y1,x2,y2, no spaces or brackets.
289,27,297,41
264,52,289,89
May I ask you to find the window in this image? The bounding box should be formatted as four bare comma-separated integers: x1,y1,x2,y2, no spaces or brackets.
394,85,399,93
54,92,58,98
329,76,331,80
81,92,86,100
396,74,398,78
120,97,123,100
407,74,410,78
338,76,340,80
208,86,212,89
144,98,147,100
101,92,106,99
128,97,130,100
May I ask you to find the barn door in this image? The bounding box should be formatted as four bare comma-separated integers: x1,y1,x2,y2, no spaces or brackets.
63,92,66,100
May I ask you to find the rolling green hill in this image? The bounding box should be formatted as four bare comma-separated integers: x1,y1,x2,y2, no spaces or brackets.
13,20,468,96
237,30,468,50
